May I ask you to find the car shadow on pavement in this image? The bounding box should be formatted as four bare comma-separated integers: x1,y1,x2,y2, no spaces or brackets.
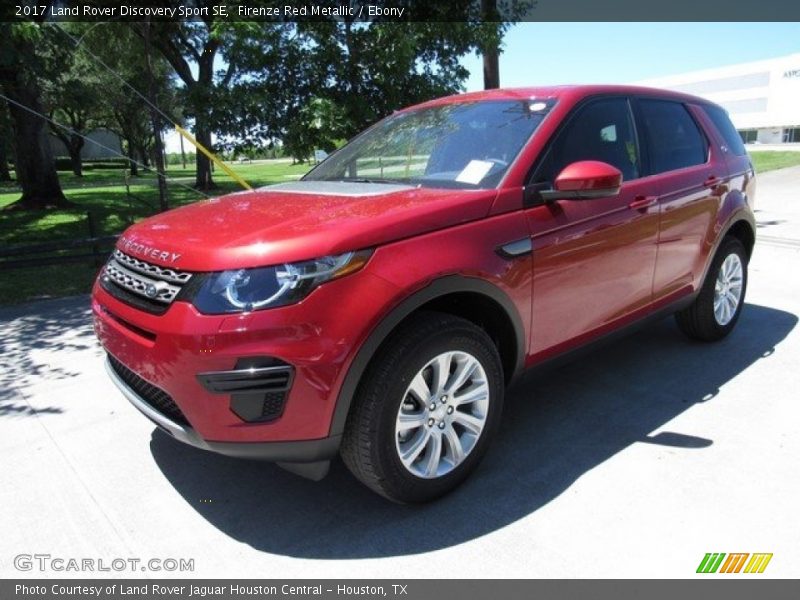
0,296,97,416
150,303,796,558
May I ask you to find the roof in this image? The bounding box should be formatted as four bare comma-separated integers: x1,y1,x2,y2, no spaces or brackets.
404,84,715,112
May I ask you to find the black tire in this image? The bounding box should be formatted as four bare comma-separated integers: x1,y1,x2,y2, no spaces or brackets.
675,236,748,342
340,311,504,503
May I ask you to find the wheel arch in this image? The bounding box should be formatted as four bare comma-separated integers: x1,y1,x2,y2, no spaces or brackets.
695,210,755,293
725,217,755,260
329,275,526,437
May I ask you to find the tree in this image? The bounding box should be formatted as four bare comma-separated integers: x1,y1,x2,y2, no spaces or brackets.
69,0,526,181
215,17,522,161
136,8,239,190
0,102,12,181
480,0,502,89
0,18,69,210
42,45,103,177
211,22,318,161
77,23,178,179
142,19,169,212
137,16,306,175
283,19,507,152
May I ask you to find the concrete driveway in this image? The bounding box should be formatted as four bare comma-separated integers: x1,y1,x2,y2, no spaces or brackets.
2,167,799,578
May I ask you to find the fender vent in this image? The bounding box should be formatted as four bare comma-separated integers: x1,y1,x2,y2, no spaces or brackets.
197,359,293,423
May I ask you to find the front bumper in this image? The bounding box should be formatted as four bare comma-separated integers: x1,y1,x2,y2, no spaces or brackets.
92,264,400,456
105,356,340,467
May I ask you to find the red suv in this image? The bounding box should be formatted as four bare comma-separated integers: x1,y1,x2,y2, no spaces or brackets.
93,85,755,502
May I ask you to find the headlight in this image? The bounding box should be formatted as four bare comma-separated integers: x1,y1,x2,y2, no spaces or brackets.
190,250,372,314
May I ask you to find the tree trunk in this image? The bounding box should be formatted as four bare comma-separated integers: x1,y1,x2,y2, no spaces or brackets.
194,125,215,190
180,133,186,169
125,140,139,177
482,49,500,90
68,138,83,177
193,41,216,190
2,81,69,209
150,123,168,211
142,22,217,190
0,140,11,181
138,143,150,168
481,0,501,90
144,18,169,212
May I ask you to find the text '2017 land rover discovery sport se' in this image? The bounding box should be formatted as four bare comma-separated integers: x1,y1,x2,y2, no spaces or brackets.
93,85,755,502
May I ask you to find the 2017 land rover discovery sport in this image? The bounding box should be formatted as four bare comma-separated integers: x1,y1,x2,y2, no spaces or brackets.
93,85,756,502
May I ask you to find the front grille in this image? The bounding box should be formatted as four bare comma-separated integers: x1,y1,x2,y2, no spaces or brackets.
100,249,193,313
108,355,190,427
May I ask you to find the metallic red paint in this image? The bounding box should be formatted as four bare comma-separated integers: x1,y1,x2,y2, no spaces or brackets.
117,186,498,271
92,84,756,460
553,160,623,193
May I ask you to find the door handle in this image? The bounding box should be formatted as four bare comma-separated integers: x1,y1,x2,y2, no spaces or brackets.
704,175,720,188
629,195,658,211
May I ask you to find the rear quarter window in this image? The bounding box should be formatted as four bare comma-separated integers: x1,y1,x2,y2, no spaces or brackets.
701,104,748,156
639,99,708,174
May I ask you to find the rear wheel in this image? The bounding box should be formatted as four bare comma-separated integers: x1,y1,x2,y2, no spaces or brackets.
340,312,504,503
675,237,748,342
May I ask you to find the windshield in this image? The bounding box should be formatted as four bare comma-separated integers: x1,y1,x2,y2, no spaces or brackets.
303,99,555,189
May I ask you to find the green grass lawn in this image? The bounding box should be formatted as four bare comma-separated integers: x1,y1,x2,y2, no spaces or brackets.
1,151,798,306
0,160,310,305
749,151,800,173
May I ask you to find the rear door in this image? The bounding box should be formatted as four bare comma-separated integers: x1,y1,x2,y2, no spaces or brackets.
525,96,660,357
634,98,728,301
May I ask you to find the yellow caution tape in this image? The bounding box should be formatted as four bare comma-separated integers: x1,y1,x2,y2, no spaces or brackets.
175,125,252,190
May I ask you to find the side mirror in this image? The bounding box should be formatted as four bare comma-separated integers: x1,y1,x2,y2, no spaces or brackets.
532,160,623,203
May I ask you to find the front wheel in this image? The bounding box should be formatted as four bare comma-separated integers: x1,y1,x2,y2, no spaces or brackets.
340,312,504,503
675,236,748,342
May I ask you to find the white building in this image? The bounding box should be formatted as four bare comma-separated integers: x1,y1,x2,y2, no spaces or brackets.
637,53,800,144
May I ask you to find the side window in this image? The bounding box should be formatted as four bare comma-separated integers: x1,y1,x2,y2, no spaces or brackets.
532,98,640,185
638,100,708,174
701,104,747,156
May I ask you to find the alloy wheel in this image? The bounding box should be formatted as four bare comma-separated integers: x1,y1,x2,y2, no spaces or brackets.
713,253,744,326
394,351,489,479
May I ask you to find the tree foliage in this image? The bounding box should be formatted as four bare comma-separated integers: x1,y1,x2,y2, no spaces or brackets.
2,0,529,211
76,23,177,177
0,16,69,209
214,17,523,161
132,4,248,189
41,36,104,177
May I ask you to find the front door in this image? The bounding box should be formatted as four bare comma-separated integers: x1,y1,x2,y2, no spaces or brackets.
525,97,660,358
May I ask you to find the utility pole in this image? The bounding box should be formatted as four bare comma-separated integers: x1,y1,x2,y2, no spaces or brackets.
144,18,169,212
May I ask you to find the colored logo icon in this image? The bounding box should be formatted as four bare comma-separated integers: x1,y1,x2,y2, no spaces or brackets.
697,553,773,573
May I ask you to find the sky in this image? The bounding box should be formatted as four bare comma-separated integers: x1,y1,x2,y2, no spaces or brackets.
461,22,800,91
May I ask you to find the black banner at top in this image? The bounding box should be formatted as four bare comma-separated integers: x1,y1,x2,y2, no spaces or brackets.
4,0,800,23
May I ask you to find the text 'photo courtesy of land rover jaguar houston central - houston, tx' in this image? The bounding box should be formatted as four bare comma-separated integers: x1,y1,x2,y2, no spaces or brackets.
92,85,756,503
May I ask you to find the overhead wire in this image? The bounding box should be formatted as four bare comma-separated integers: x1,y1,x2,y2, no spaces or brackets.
51,21,252,190
0,90,212,200
52,21,179,129
3,21,253,200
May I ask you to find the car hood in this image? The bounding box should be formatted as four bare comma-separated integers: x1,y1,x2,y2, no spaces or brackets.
116,181,498,271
